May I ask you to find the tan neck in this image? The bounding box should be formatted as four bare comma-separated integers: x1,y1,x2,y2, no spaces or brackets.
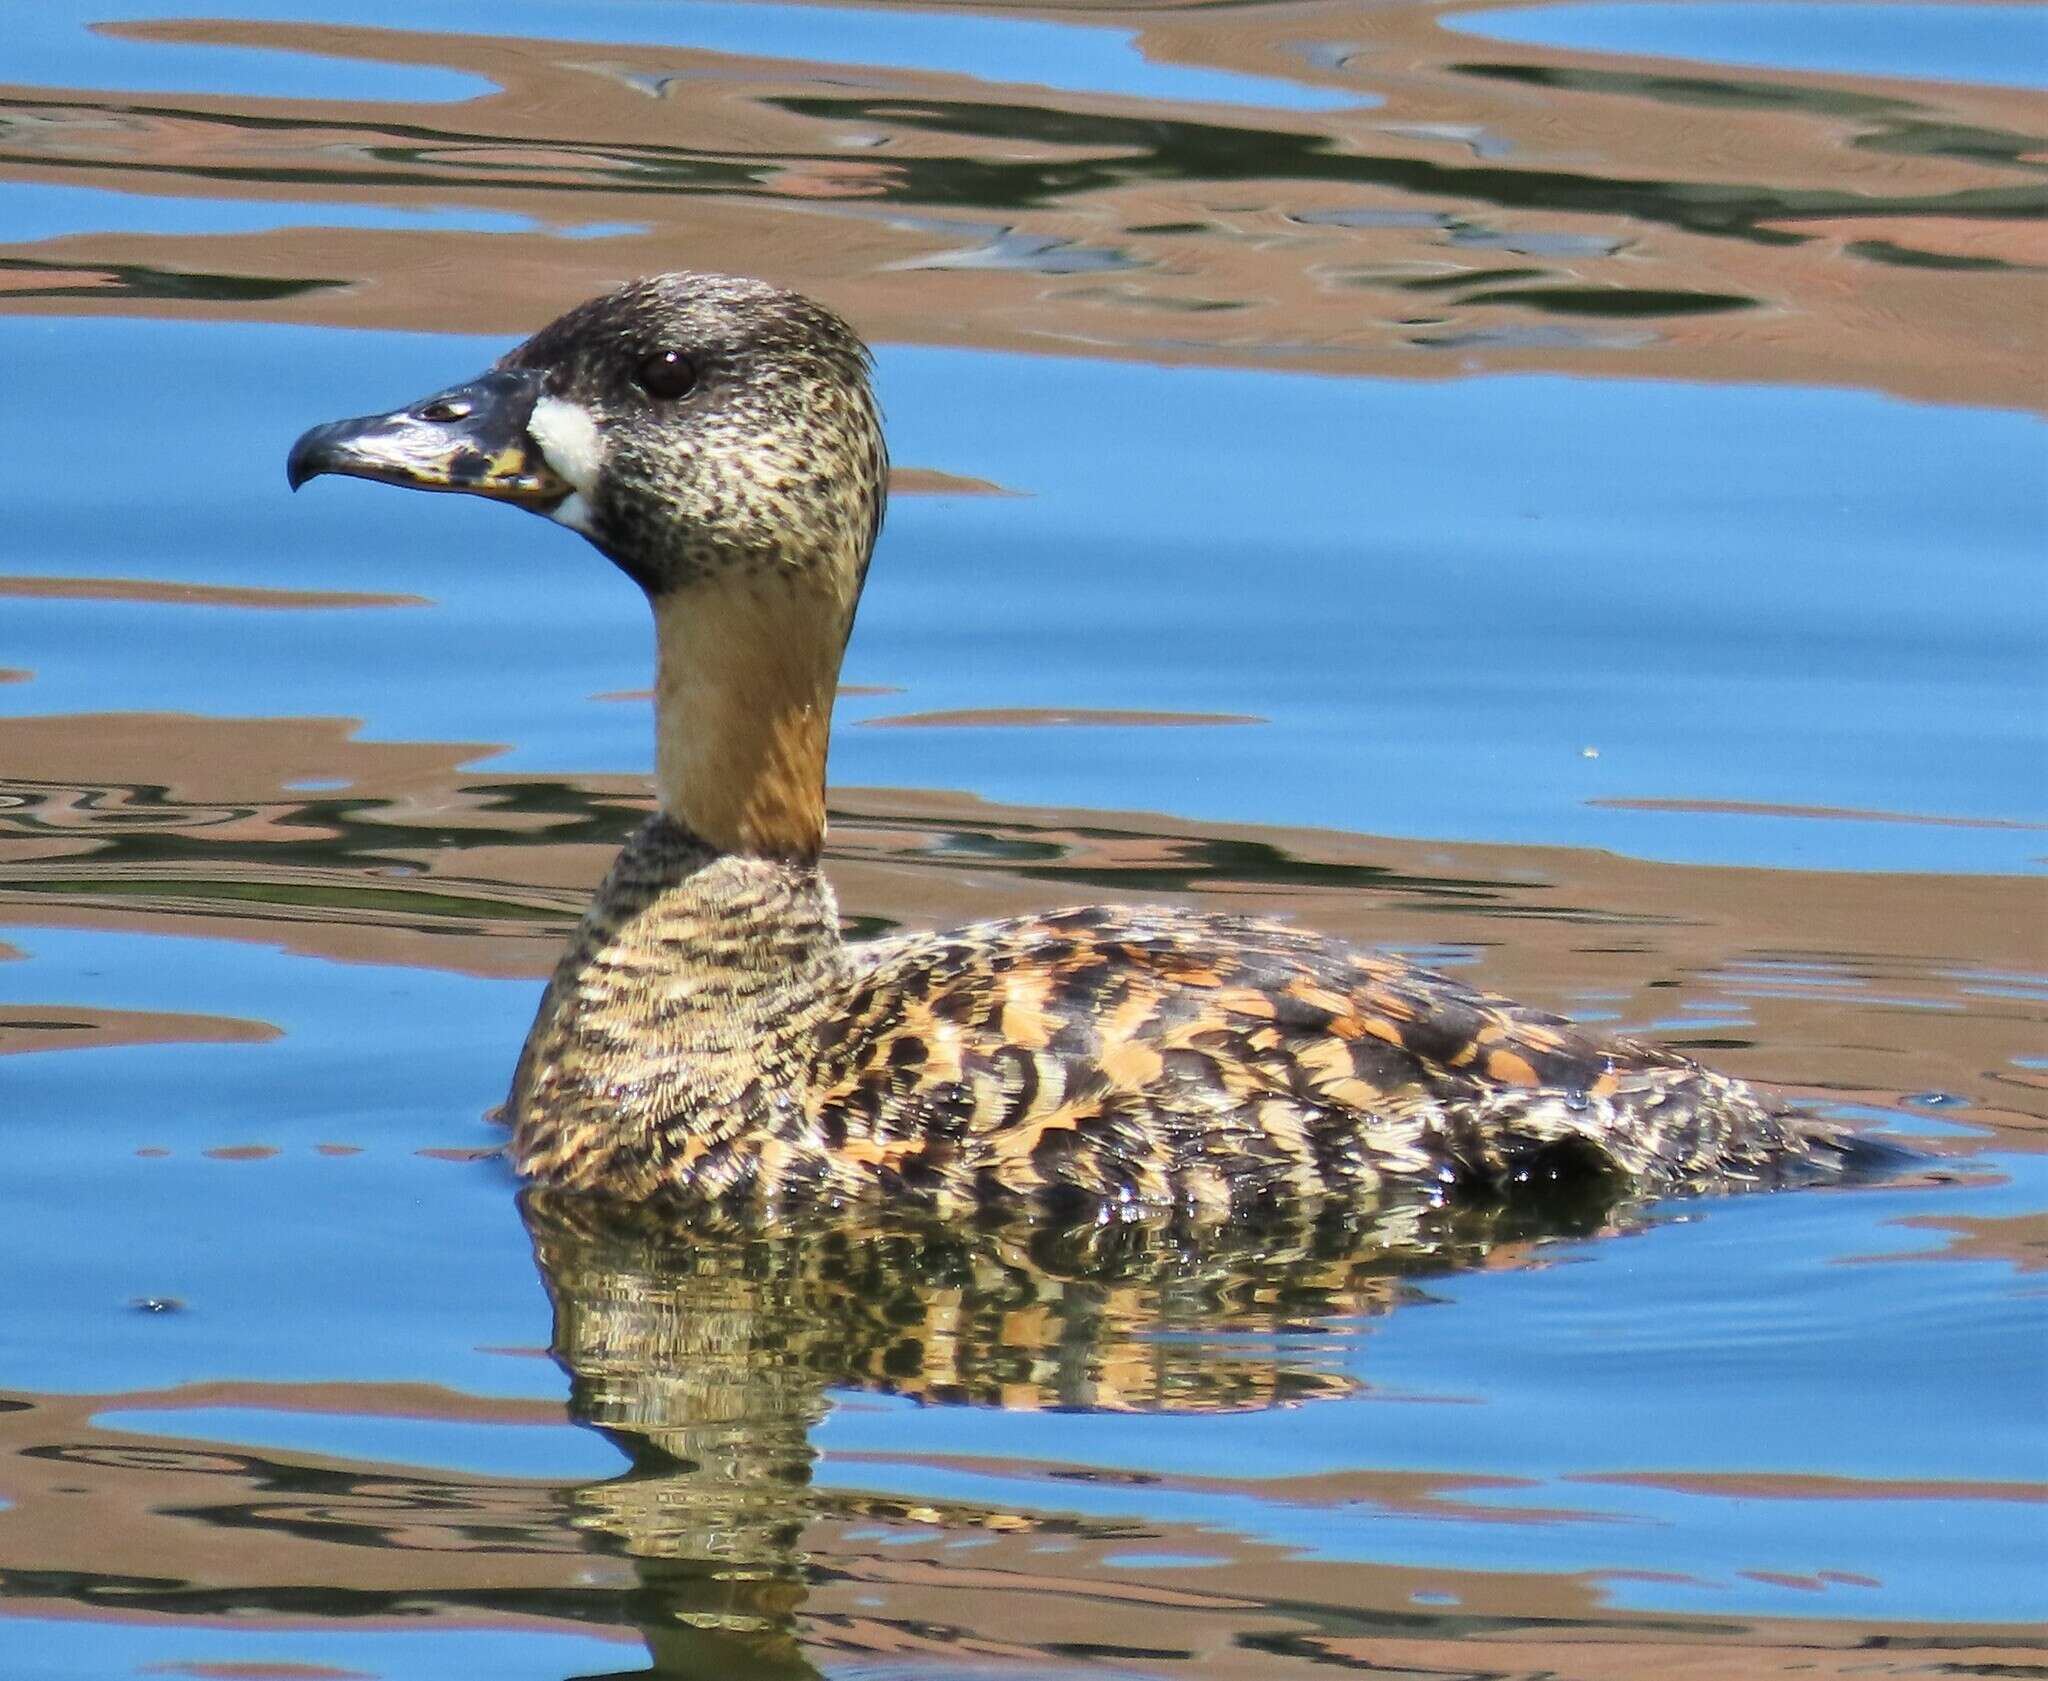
651,573,846,861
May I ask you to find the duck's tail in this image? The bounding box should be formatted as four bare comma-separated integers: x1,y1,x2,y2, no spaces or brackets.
1454,1066,1915,1200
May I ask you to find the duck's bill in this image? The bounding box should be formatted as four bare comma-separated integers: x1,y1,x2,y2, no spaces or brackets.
286,367,570,508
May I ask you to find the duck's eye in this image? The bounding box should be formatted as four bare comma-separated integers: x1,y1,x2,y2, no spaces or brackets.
635,349,699,400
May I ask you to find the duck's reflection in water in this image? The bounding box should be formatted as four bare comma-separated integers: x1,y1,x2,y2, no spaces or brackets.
523,1187,1629,1680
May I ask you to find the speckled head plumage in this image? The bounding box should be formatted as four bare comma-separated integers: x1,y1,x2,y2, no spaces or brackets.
290,271,888,606
289,272,890,861
508,273,887,604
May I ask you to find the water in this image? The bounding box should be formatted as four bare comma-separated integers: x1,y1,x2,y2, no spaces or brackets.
2,2,2043,1676
1448,5,2048,92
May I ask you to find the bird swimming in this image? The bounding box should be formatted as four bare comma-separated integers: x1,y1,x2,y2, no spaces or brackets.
288,271,1880,1219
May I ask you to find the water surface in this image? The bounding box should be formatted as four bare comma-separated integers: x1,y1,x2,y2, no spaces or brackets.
1449,4,2048,92
1,2,2043,1677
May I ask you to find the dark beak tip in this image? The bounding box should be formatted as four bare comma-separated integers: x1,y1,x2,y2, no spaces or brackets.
285,425,334,493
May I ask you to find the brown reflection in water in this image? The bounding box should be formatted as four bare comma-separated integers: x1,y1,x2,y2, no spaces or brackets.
1592,796,2048,833
0,712,584,980
0,708,2040,1160
4,1194,2038,1679
0,576,427,610
1862,1209,2048,1274
1574,1467,2048,1506
0,2,2039,409
887,466,1021,499
0,252,344,305
0,1389,618,1627
0,1004,278,1058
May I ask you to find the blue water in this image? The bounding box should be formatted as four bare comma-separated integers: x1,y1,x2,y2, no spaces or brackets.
7,1620,638,1681
1,926,537,1395
1448,3,2048,93
0,182,639,242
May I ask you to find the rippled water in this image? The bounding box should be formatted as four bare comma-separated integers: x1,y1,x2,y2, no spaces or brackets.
2,3,2043,1677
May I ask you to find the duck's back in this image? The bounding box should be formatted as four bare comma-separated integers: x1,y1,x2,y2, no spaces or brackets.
812,903,1840,1213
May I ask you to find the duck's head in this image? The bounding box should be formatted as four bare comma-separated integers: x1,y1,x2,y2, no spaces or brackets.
288,273,889,861
288,271,886,603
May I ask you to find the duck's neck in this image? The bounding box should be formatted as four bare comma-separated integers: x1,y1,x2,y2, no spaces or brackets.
508,818,849,1199
651,571,849,863
509,558,866,1197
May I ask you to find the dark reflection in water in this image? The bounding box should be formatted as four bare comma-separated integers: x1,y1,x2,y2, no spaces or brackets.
8,80,2033,250
767,92,2043,245
520,1187,1625,1680
0,251,344,301
1456,61,2048,181
4,59,2040,349
0,757,1670,944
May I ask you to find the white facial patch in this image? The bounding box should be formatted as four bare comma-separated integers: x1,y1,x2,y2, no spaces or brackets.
549,491,596,535
528,395,603,498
